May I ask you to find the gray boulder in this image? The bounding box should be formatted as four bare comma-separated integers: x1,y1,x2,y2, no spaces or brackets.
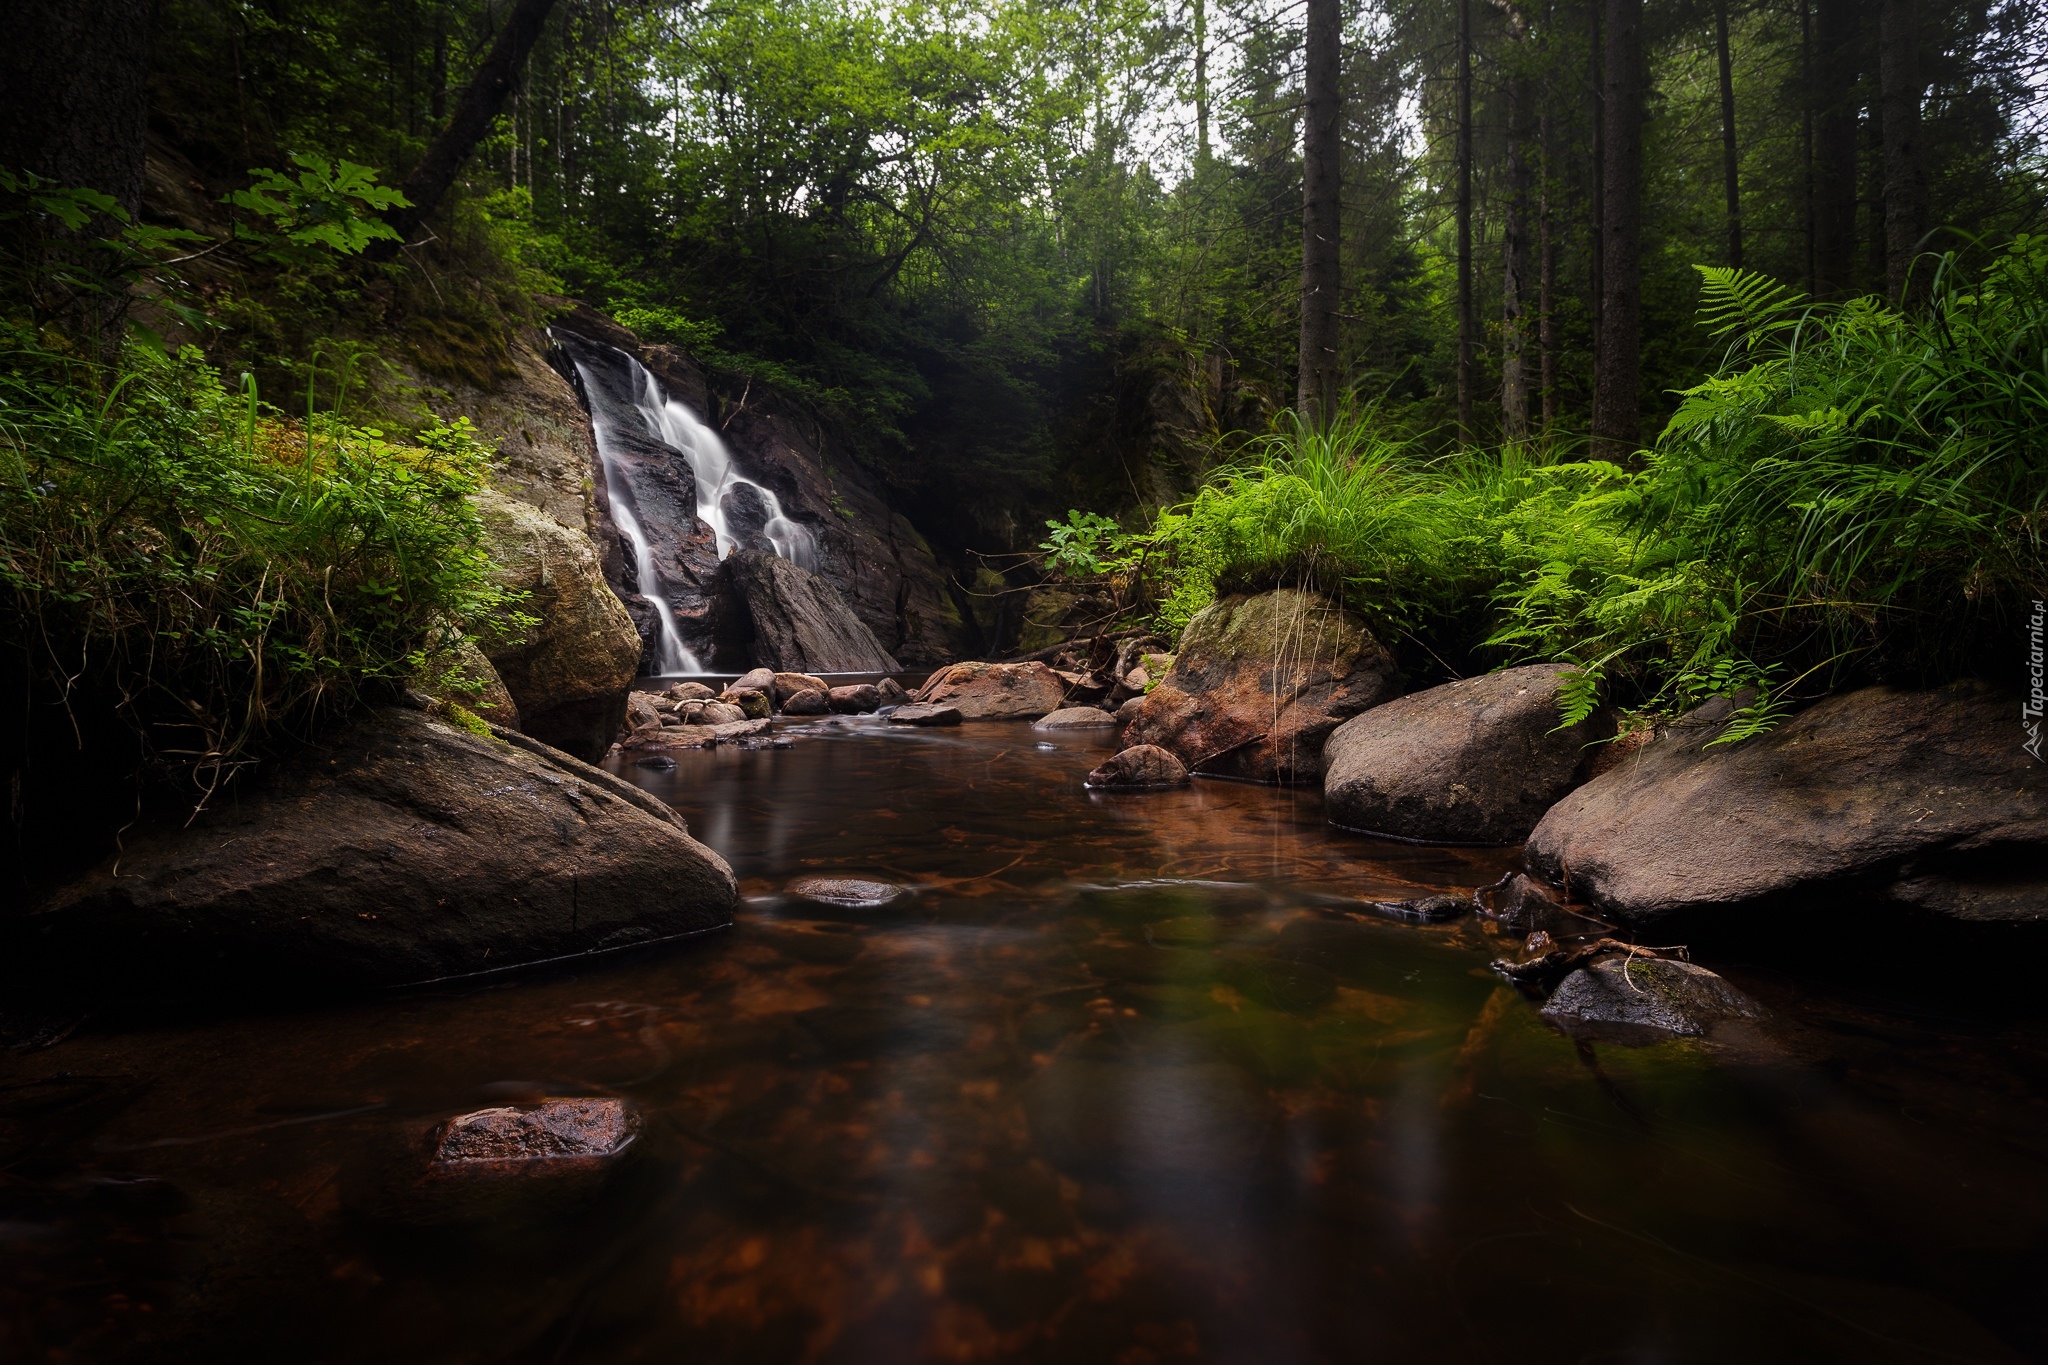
723,548,902,674
1035,706,1120,730
23,705,736,996
1121,589,1401,785
1541,957,1763,1037
1525,681,2048,924
1323,664,1610,843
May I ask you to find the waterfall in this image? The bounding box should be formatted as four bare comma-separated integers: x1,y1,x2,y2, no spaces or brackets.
628,366,817,569
577,382,702,674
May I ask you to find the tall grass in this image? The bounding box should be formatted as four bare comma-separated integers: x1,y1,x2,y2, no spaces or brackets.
1116,237,2048,730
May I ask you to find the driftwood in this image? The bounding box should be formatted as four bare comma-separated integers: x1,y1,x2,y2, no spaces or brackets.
1489,938,1687,990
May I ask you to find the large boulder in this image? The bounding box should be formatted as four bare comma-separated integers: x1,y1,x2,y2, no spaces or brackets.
723,548,902,674
1525,681,2048,925
1323,663,1610,843
1120,589,1401,784
474,489,642,762
18,705,736,997
914,661,1070,719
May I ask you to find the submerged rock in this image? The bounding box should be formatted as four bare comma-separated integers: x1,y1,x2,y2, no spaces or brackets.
474,489,642,762
724,547,902,674
1540,957,1763,1037
914,661,1069,719
1525,681,2048,925
786,877,912,910
888,702,963,726
1323,663,1611,843
1034,706,1120,730
1085,745,1190,790
1121,589,1401,785
433,1098,639,1168
1363,894,1467,923
21,705,736,997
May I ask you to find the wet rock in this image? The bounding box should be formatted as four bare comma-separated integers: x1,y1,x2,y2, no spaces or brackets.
664,680,717,702
624,691,666,733
772,670,828,704
718,482,778,554
1525,681,2048,925
1086,745,1190,790
723,547,902,673
1540,957,1763,1037
914,661,1069,720
1324,663,1611,843
888,702,963,726
1034,706,1120,731
732,667,779,696
21,706,736,996
434,1098,638,1167
692,700,747,726
721,688,772,720
474,489,643,761
829,683,883,714
786,877,912,910
634,754,676,770
1474,871,1576,932
1121,589,1401,785
877,677,911,706
782,687,831,717
1363,894,1467,923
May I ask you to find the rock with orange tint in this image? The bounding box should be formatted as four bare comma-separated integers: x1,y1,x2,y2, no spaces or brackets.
1085,745,1189,791
432,1098,639,1168
913,661,1069,720
1121,588,1401,785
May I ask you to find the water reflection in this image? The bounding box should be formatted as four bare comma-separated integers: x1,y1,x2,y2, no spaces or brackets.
2,725,2045,1363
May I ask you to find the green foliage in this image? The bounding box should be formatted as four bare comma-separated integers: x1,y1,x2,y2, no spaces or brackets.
225,153,409,264
1041,510,1135,579
0,330,523,800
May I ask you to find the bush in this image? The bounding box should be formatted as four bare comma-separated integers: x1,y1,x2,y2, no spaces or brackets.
0,331,521,815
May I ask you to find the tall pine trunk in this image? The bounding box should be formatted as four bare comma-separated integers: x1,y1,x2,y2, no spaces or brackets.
1455,0,1476,444
1812,0,1861,296
1539,107,1559,433
1714,0,1743,266
1879,0,1925,304
1298,0,1343,426
1498,2,1534,444
1591,0,1644,462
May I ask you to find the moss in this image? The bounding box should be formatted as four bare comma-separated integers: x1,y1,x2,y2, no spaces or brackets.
444,702,494,738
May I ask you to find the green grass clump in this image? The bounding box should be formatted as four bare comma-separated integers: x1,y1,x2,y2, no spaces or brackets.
0,329,523,808
1083,238,2048,732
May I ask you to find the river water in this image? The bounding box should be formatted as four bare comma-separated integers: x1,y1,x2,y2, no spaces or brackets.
4,722,2045,1362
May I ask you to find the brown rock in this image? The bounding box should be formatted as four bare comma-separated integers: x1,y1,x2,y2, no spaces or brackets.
1035,706,1120,730
877,677,911,706
1526,681,2048,924
721,688,772,720
781,688,831,717
664,681,717,702
434,1098,638,1166
829,683,883,713
888,703,963,726
1323,663,1611,843
692,700,747,726
1085,745,1190,790
1121,589,1401,784
772,671,828,704
24,707,735,995
732,667,778,696
914,661,1069,720
623,691,666,733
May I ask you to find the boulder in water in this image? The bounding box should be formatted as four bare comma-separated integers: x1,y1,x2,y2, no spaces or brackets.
433,1098,639,1169
773,671,828,705
888,703,963,726
786,877,912,910
1035,706,1119,730
914,661,1069,719
1524,681,2048,925
877,677,911,706
1541,957,1763,1038
723,547,902,674
1086,745,1190,790
829,683,882,714
732,667,778,695
474,489,642,762
720,688,771,720
1121,589,1401,785
1323,663,1611,843
782,688,831,716
19,705,736,998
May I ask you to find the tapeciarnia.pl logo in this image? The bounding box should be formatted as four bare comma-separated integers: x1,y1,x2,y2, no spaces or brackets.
2027,600,2046,762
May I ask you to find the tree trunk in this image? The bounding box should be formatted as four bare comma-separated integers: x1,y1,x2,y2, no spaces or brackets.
1801,0,1816,293
1194,0,1211,163
383,0,562,246
1455,0,1476,444
1879,0,1925,305
1714,0,1743,267
1590,0,1605,373
1591,0,1644,462
1812,0,1861,297
1498,7,1533,445
1539,107,1558,433
0,0,157,354
1298,0,1343,426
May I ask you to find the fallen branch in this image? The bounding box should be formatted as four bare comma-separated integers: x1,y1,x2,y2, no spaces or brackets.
1489,937,1689,990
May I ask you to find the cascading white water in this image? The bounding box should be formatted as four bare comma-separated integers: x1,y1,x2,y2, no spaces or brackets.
573,378,703,673
628,365,817,569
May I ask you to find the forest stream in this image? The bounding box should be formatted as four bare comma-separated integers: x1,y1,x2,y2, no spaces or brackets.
4,718,2045,1363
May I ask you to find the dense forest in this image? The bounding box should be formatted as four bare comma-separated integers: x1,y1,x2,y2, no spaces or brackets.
2,0,2045,873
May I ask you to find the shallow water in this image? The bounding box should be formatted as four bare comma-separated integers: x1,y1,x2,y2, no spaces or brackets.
4,721,2047,1363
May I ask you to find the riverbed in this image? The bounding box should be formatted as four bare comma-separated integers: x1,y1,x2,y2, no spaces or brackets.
4,719,2045,1362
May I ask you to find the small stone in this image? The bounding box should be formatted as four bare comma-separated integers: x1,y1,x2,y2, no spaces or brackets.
1086,744,1189,790
829,683,883,714
1541,957,1763,1037
1363,894,1467,922
877,677,911,705
888,703,963,726
432,1098,638,1167
782,688,832,716
786,877,911,909
1034,706,1120,730
634,755,677,770
664,681,716,702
